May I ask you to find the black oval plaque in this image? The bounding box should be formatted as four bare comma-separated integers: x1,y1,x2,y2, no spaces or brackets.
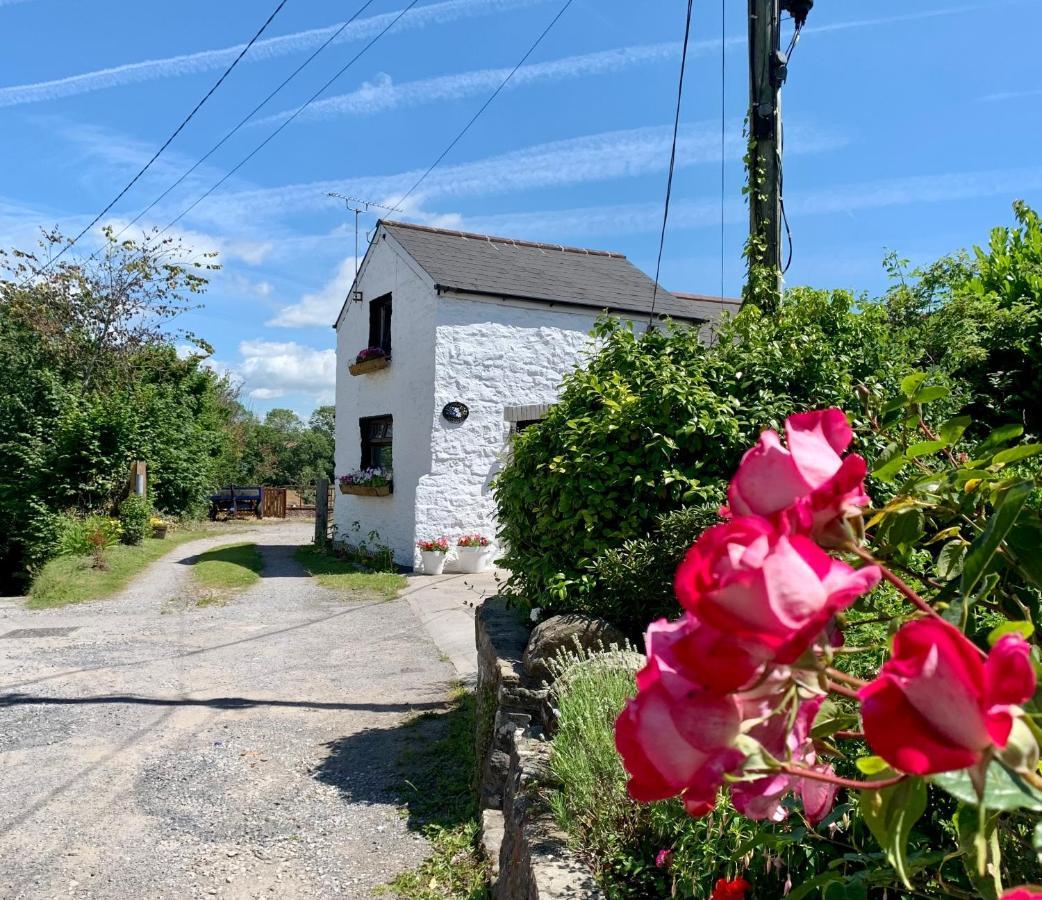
442,402,469,423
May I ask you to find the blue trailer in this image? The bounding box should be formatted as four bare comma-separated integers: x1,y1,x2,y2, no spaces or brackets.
209,486,263,520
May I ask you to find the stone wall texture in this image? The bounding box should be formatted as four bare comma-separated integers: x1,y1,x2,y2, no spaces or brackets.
476,598,604,899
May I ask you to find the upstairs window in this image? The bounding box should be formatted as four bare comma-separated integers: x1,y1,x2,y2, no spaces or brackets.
360,415,393,470
369,293,392,356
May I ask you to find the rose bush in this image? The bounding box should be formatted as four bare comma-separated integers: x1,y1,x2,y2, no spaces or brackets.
616,400,1042,896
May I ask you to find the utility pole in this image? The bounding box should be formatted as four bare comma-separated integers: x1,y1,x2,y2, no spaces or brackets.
745,0,812,310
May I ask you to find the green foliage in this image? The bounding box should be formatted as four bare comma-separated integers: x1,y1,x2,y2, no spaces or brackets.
223,405,335,487
56,514,123,556
0,229,237,589
118,495,152,546
495,288,909,632
581,506,720,634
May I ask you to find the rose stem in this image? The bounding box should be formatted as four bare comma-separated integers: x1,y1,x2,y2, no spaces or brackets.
850,545,941,620
826,666,868,688
826,680,861,700
750,764,906,791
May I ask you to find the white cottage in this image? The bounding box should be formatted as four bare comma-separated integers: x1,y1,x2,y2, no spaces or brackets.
332,220,737,569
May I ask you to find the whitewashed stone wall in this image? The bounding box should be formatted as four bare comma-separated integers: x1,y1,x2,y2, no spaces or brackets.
333,233,436,564
415,295,609,568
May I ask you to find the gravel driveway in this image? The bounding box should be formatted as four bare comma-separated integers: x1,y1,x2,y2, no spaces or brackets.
0,522,457,899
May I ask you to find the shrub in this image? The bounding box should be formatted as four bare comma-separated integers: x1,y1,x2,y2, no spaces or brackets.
495,288,911,626
57,513,122,557
577,505,720,636
118,495,152,546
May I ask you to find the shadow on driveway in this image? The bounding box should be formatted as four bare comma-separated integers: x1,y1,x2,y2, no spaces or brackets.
0,693,446,713
313,690,476,831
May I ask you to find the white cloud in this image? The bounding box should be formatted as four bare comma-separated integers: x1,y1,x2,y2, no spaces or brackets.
0,0,553,107
190,120,845,228
268,256,359,327
228,339,336,404
454,165,1042,242
978,86,1042,103
254,42,682,125
102,218,273,265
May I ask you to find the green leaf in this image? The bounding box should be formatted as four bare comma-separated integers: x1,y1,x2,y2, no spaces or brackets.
955,803,1002,899
939,415,972,445
824,882,869,900
993,443,1042,466
1034,820,1042,864
936,540,967,581
787,872,843,900
973,423,1025,460
1007,518,1042,589
932,761,1042,812
962,480,1033,599
856,755,890,775
900,372,928,398
871,443,906,482
988,621,1035,645
884,508,925,547
906,440,946,458
861,776,927,888
811,702,861,740
910,384,949,405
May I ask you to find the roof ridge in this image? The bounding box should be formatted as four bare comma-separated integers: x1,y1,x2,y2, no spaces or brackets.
381,219,624,259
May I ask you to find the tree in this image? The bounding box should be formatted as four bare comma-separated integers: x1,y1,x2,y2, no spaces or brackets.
0,228,230,590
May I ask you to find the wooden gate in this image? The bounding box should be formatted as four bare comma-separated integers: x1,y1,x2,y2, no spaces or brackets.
261,487,287,519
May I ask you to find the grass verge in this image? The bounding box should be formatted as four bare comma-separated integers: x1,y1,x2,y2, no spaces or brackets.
190,542,263,603
295,544,406,600
28,528,218,608
384,686,490,899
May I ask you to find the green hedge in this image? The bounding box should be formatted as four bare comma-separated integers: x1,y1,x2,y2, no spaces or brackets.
494,288,912,634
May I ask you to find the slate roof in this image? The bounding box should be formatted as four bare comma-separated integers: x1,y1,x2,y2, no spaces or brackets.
378,220,716,321
671,291,742,322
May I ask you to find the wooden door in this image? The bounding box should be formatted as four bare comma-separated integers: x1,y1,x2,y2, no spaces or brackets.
262,487,287,519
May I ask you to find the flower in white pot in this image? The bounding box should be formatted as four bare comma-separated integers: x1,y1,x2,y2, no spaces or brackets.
456,533,492,574
416,536,449,575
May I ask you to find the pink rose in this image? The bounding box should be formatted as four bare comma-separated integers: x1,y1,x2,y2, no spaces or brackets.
1003,889,1042,900
859,619,1037,775
615,618,745,814
726,408,869,544
675,516,880,666
731,690,837,825
655,849,674,868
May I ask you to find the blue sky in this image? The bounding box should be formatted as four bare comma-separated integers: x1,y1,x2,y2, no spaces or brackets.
2,0,1040,416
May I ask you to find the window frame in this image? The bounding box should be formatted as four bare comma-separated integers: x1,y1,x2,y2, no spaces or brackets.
359,414,393,471
368,293,392,355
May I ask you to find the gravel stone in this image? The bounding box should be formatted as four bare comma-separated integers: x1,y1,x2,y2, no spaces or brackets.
0,522,456,899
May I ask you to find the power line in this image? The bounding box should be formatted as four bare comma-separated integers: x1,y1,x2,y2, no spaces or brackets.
388,0,576,212
44,0,291,270
113,0,380,245
649,0,695,322
720,0,726,301
158,0,421,235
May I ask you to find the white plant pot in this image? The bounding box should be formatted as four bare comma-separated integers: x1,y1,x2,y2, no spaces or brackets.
456,546,492,574
420,550,447,575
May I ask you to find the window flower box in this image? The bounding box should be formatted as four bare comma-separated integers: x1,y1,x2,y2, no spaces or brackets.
338,468,392,496
349,346,389,376
339,482,391,496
